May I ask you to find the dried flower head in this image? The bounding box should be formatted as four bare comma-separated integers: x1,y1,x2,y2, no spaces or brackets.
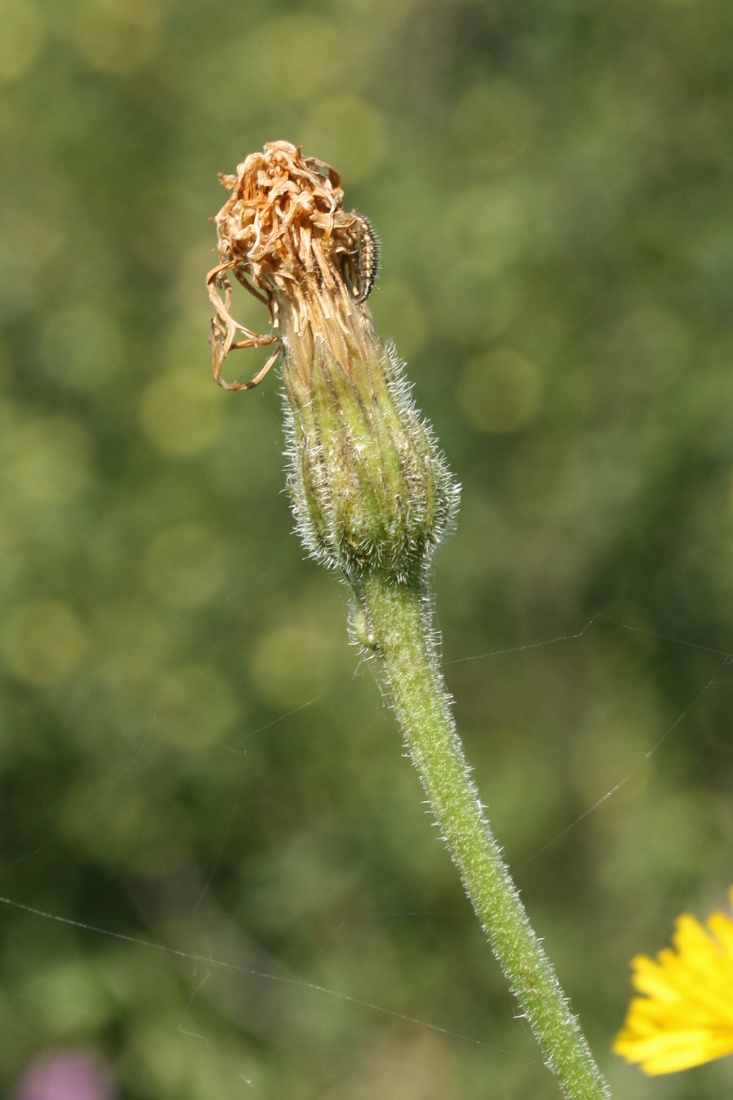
207,141,458,586
207,140,376,391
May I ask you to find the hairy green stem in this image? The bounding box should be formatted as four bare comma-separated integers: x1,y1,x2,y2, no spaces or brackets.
355,570,611,1100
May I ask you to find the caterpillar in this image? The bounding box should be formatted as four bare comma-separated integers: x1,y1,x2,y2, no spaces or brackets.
348,214,380,304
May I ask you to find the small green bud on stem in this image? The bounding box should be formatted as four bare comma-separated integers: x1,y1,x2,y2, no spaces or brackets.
283,322,457,585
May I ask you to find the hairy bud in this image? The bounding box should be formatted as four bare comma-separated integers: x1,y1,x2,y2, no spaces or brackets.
283,314,457,584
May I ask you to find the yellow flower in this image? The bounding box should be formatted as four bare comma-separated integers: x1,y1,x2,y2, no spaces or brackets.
614,887,733,1074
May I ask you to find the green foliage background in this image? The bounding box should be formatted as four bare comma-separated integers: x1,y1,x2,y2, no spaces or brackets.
2,0,733,1096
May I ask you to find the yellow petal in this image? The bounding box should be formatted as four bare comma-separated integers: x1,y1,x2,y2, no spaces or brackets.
615,892,733,1074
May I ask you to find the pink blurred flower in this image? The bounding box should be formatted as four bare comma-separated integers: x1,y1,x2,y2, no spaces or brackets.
14,1050,116,1100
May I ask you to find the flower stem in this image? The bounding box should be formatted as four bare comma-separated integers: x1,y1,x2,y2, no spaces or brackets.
207,141,611,1099
355,569,611,1100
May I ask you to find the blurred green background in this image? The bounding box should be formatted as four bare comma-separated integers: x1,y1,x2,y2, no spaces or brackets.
2,0,733,1097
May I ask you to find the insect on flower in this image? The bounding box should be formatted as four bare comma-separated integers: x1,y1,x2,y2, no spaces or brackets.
346,215,380,305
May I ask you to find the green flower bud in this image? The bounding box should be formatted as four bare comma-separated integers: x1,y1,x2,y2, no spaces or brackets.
282,308,458,584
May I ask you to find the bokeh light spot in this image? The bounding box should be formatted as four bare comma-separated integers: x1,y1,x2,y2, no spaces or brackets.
153,663,238,749
301,96,386,183
457,349,543,434
2,600,89,685
250,622,342,711
444,185,530,274
452,79,537,168
144,522,228,610
0,0,44,81
73,0,163,73
139,367,223,456
245,16,350,104
3,417,93,506
39,304,122,392
433,272,518,346
27,964,110,1035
